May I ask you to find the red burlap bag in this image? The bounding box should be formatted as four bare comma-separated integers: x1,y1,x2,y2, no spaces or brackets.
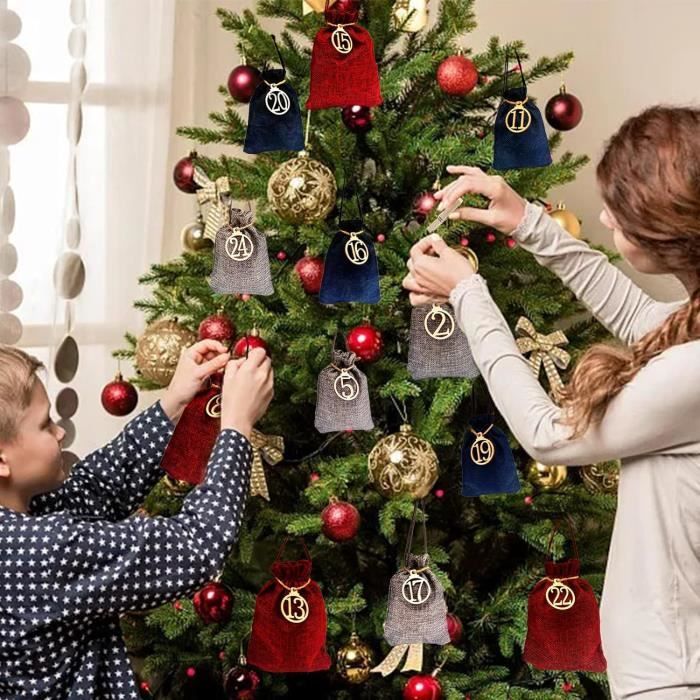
306,0,382,109
159,380,222,485
247,538,331,673
523,520,607,672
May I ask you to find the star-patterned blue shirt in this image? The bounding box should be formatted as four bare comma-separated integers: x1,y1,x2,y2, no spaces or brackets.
0,399,253,699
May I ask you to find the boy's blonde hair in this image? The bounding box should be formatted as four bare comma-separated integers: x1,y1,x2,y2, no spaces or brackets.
0,345,45,442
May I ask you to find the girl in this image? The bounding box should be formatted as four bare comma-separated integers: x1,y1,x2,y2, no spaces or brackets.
402,105,700,699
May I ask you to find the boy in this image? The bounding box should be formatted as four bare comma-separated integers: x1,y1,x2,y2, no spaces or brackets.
0,340,274,698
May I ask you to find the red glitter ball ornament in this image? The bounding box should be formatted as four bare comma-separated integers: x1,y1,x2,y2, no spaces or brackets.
412,191,437,223
294,255,325,294
321,496,361,542
446,612,463,644
198,314,235,343
232,330,269,358
436,54,478,96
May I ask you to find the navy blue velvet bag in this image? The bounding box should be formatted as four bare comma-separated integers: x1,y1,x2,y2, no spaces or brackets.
243,35,304,155
493,50,551,171
319,191,380,304
461,413,520,497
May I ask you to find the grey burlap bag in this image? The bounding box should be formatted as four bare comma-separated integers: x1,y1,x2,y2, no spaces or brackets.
209,207,274,296
383,501,450,646
314,349,374,433
407,303,480,380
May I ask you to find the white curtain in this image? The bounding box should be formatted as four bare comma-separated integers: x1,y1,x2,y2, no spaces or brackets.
11,0,176,455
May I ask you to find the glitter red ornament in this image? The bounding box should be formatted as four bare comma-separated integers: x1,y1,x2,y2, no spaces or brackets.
276,250,287,261
346,323,383,363
294,255,325,294
524,495,534,506
173,152,200,194
341,105,374,133
321,496,361,542
101,372,138,416
485,231,497,244
232,329,270,358
376,233,386,243
446,612,463,644
562,681,574,693
434,488,445,499
545,84,583,131
505,237,517,249
193,581,234,624
198,314,235,344
436,53,478,97
310,472,321,483
186,667,196,678
227,64,262,103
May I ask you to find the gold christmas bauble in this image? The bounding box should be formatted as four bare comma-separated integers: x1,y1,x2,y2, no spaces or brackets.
135,319,196,387
337,632,374,685
549,202,582,239
368,423,439,499
526,458,568,491
181,213,213,252
581,460,619,494
391,0,428,32
267,151,337,224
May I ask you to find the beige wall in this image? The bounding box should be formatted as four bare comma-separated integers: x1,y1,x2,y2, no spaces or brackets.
163,0,697,302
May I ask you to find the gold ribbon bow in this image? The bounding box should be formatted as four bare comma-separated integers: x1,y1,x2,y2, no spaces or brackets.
194,168,231,242
371,643,423,677
249,428,285,500
515,316,571,402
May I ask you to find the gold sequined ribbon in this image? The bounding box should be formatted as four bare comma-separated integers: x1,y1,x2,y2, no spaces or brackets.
371,643,423,676
515,316,570,402
249,428,285,500
194,168,231,242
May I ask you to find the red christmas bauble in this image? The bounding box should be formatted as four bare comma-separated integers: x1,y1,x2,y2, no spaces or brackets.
232,332,270,358
321,496,361,542
198,314,235,344
294,255,324,294
193,581,233,624
224,665,261,700
101,372,138,416
227,64,262,103
346,324,383,363
436,54,478,97
403,673,443,700
341,105,373,133
412,191,437,223
446,612,463,644
173,153,200,194
545,86,583,131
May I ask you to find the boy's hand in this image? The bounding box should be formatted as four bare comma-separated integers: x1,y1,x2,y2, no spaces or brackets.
161,339,231,423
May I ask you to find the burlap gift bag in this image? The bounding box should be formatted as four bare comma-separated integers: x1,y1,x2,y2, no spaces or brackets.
407,303,480,380
209,207,273,296
314,349,373,433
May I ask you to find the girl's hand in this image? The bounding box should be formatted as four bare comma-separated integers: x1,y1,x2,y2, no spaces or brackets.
161,339,231,422
435,165,527,234
402,233,476,303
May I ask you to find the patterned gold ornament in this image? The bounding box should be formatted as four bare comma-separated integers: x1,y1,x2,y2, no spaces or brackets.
267,151,337,224
549,201,582,239
135,319,196,387
391,0,428,32
526,458,568,491
368,424,439,499
581,460,620,494
337,632,374,684
249,428,285,500
515,317,571,402
193,168,231,241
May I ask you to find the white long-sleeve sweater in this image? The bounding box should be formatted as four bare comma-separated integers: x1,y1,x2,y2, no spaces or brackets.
449,201,700,700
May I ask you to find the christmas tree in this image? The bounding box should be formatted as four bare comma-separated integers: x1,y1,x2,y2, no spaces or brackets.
116,0,618,697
